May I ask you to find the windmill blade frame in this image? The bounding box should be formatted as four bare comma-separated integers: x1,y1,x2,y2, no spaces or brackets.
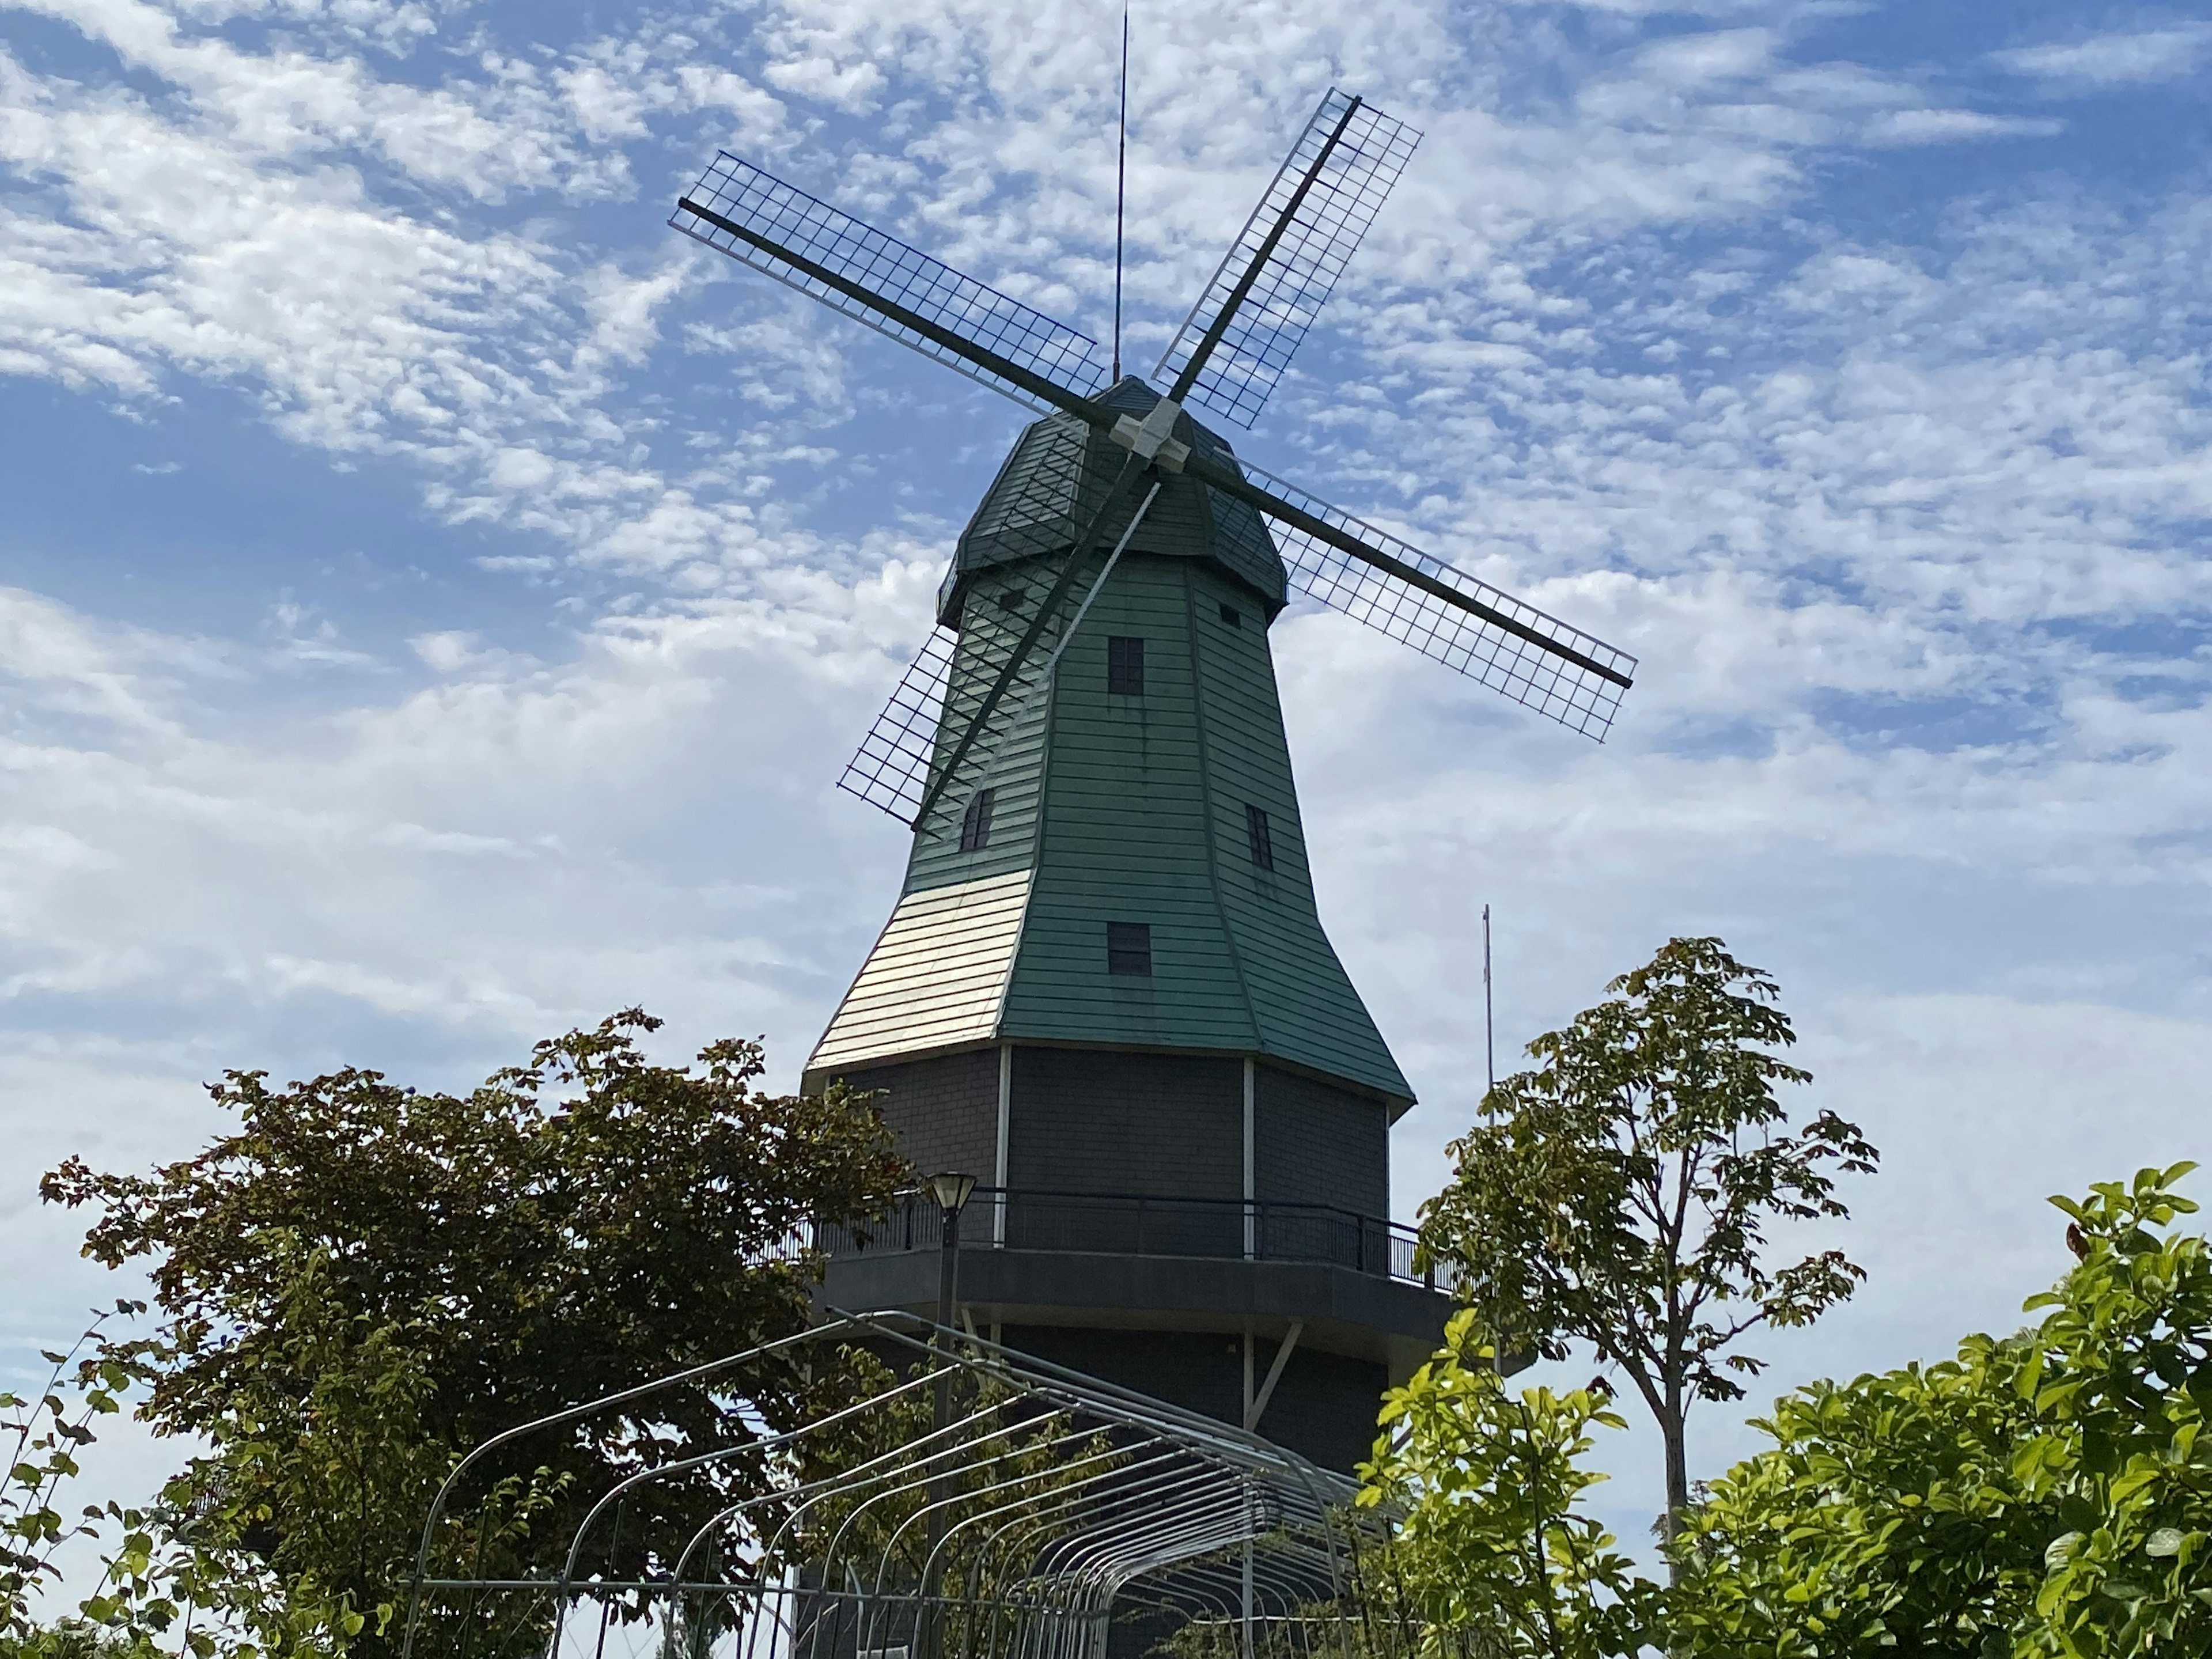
1181,453,1637,740
671,124,1637,749
1155,89,1420,429
672,153,1107,413
838,625,958,822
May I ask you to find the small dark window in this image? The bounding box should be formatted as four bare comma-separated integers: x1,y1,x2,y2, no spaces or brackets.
1245,804,1275,871
1106,921,1153,976
1218,603,1242,628
959,788,996,853
1107,635,1145,696
995,586,1024,612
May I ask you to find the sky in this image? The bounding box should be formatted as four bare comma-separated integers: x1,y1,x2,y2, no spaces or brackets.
3,0,2211,1562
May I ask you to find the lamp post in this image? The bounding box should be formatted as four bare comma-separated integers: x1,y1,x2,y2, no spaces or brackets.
925,1170,978,1369
925,1172,976,1419
922,1172,975,1659
924,1171,976,1433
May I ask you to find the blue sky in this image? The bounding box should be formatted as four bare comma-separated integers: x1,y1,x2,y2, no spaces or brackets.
3,0,2211,1558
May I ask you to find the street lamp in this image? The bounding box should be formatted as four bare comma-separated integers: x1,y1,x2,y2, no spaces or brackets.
922,1170,978,1641
925,1172,976,1434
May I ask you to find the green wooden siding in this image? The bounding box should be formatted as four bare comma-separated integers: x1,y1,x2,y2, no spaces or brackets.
902,554,1088,895
999,552,1411,1104
816,385,1411,1108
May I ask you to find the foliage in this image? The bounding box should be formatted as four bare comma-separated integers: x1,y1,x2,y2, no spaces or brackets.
1671,1163,2212,1658
3,1309,151,1646
31,1011,907,1657
1416,937,1878,1540
1357,1310,1656,1659
1669,1335,2048,1654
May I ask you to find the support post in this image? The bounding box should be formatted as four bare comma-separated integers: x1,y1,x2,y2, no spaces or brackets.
933,1200,964,1433
1244,1321,1302,1432
921,1173,974,1659
994,1043,1012,1245
1242,1057,1256,1260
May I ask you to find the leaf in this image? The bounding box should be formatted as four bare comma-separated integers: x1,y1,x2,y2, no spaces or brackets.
2046,1531,2084,1571
2146,1528,2186,1559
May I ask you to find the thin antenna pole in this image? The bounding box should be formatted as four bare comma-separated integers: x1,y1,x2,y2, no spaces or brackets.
1112,3,1128,381
1482,903,1495,1103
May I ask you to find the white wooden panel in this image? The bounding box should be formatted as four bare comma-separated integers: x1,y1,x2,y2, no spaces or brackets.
808,869,1033,1075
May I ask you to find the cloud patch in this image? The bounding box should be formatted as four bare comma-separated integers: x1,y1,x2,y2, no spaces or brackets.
1994,23,2212,89
1858,108,2065,147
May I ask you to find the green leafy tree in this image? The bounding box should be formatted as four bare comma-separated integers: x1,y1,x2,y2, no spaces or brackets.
35,1011,907,1655
1669,1336,2048,1654
2025,1165,2212,1655
1358,1309,1656,1659
1416,938,1877,1552
3,1310,150,1646
1671,1163,2212,1658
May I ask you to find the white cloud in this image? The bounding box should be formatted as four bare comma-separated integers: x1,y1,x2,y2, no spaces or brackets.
1994,23,2212,89
1858,108,2065,146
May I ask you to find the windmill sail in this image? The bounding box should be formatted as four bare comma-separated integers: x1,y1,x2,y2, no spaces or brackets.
672,153,1106,412
1233,460,1636,740
675,117,1638,763
1156,90,1420,429
837,626,957,821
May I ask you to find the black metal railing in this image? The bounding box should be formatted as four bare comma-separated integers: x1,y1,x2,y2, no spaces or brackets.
818,1187,1462,1294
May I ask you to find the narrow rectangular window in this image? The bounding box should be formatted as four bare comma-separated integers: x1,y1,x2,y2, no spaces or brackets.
1218,603,1242,628
1106,921,1153,976
1106,635,1146,696
959,787,995,853
1245,804,1275,871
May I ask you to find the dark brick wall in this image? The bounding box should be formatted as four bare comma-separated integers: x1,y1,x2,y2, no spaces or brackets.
839,1047,1001,1182
1254,1063,1388,1217
1007,1047,1241,1199
1005,1326,1243,1430
998,1325,1386,1475
1249,1343,1392,1475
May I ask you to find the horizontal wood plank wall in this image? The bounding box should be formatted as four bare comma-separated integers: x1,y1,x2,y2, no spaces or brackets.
821,395,1408,1108
808,869,1032,1077
1005,554,1258,1052
904,555,1073,890
996,552,1411,1104
1184,559,1412,1102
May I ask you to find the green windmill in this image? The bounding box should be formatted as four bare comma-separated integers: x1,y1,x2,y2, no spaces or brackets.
672,90,1634,1471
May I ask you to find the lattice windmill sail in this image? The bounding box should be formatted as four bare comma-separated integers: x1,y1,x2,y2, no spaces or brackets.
669,85,1631,1486
671,86,1636,835
1156,89,1421,427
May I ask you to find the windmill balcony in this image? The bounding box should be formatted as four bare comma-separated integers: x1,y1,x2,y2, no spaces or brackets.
820,1186,1460,1291
803,1185,1463,1419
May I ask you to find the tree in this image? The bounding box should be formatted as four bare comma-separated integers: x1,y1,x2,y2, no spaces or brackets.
36,1010,907,1654
1669,1337,2048,1654
1416,937,1878,1554
1670,1163,2212,1658
1358,1309,1656,1659
3,1310,149,1648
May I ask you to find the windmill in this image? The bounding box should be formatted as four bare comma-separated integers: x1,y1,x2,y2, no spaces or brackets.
670,87,1634,1474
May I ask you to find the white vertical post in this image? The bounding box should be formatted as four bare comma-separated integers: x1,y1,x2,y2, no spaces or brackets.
1242,1056,1256,1260
995,1043,1013,1245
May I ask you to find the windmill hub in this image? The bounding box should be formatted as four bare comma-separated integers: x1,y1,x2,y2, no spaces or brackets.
669,86,1635,1474
1107,391,1190,470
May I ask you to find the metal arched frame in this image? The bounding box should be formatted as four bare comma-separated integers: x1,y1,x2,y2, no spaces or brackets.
403,1312,1412,1659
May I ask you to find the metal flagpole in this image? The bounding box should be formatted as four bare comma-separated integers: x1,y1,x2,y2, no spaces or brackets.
1112,3,1129,380
1483,902,1495,1101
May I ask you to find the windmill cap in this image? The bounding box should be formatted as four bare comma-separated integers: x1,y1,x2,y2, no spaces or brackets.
938,377,1289,627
